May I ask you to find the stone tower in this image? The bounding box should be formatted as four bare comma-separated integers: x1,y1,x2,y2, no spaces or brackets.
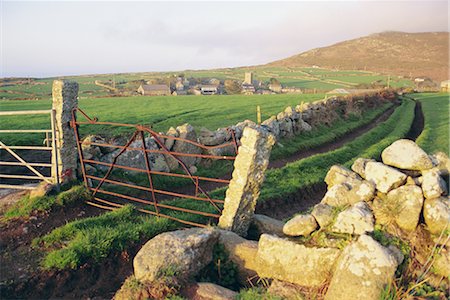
244,72,253,85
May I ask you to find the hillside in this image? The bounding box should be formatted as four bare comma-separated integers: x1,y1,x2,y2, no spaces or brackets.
267,31,449,82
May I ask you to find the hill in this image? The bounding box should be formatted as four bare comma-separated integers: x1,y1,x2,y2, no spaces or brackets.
267,31,449,82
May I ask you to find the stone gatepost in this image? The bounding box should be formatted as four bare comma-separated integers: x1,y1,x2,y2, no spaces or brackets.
218,127,276,236
52,80,79,182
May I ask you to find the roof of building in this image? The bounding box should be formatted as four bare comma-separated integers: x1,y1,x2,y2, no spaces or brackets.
140,84,170,91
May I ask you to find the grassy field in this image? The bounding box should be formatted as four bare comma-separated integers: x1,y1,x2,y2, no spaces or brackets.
0,66,413,101
413,93,449,154
0,93,325,145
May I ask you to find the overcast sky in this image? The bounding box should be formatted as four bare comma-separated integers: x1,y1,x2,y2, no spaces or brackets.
1,0,448,78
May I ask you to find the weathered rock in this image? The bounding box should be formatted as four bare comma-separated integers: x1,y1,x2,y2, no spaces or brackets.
381,139,433,171
331,202,374,235
351,158,375,179
252,214,285,237
295,118,312,133
432,248,450,278
218,230,258,281
325,165,361,188
84,163,97,175
311,203,334,228
198,127,226,146
430,151,450,176
261,116,281,137
283,214,318,236
267,280,306,300
421,170,448,199
172,123,202,167
81,135,103,160
256,234,341,287
133,228,218,282
278,118,294,137
423,197,450,235
373,185,424,232
164,127,178,150
101,138,169,172
218,127,275,236
52,80,79,181
365,162,407,193
321,183,352,207
190,282,238,300
324,235,399,300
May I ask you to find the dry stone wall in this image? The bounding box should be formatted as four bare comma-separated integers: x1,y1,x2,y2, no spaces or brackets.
83,91,394,175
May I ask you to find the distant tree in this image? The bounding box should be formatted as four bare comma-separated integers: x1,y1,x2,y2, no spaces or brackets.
269,78,281,85
224,80,242,95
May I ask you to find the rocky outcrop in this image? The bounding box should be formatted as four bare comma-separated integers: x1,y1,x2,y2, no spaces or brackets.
256,234,341,287
381,139,433,171
311,203,334,228
133,228,218,282
325,235,399,300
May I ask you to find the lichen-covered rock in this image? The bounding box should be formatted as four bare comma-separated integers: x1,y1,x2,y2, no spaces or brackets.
432,248,450,278
375,185,424,231
381,139,433,171
189,282,238,300
321,183,352,206
311,203,334,228
267,280,306,300
81,135,103,160
218,127,275,236
295,118,312,133
331,202,374,235
172,123,202,167
164,127,179,150
218,230,258,282
325,235,399,300
133,228,218,282
261,116,281,137
423,197,450,235
283,214,318,236
256,234,341,287
351,158,375,179
421,170,448,199
198,127,227,146
365,162,407,193
252,214,285,237
430,151,450,176
324,165,361,188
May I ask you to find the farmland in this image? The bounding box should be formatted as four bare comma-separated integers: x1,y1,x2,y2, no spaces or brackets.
413,93,449,154
0,66,413,101
0,93,325,145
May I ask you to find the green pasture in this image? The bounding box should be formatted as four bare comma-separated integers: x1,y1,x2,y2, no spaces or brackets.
414,93,449,154
0,66,413,101
0,93,324,145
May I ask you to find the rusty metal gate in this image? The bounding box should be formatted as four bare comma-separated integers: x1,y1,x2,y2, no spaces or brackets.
71,108,238,227
0,110,60,190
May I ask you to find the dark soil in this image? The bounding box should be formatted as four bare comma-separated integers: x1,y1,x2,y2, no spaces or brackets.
0,99,426,300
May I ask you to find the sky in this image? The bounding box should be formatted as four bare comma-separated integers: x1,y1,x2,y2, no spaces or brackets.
1,0,448,78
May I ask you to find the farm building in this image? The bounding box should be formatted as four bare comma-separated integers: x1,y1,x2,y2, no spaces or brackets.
440,80,450,92
268,82,282,93
200,85,218,95
137,84,171,96
241,83,256,95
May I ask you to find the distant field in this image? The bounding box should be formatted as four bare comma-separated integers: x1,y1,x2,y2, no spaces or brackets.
414,93,449,154
0,66,413,101
0,93,324,145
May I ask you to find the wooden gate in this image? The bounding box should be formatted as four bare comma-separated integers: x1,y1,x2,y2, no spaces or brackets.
0,110,60,190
